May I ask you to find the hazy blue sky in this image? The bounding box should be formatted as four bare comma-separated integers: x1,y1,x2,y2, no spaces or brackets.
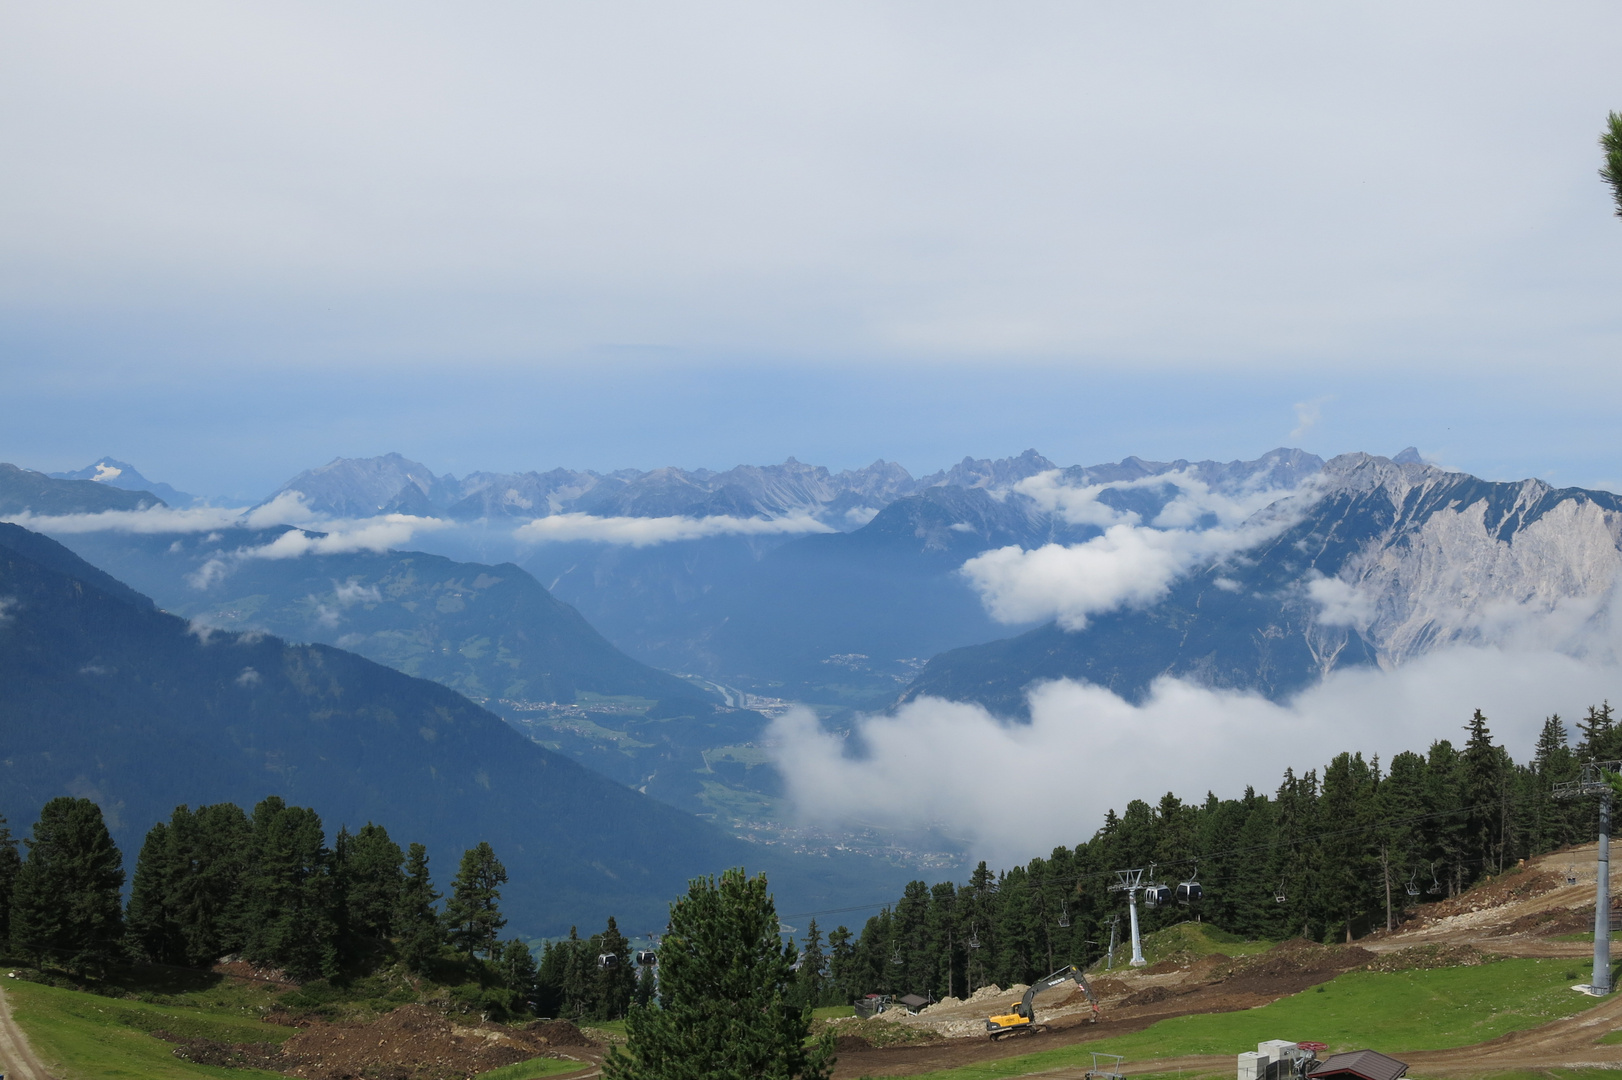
3,2,1619,500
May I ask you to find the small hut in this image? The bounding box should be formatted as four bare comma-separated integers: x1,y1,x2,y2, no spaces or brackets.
1309,1050,1408,1080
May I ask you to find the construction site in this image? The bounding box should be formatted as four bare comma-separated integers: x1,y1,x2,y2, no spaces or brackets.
817,840,1622,1079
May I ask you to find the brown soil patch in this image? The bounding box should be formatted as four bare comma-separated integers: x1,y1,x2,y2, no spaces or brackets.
155,1005,599,1080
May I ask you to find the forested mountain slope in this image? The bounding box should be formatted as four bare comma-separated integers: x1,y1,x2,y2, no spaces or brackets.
0,523,908,935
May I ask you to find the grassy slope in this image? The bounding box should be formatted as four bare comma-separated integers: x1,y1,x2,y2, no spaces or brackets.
909,958,1590,1080
7,973,586,1080
4,979,291,1080
473,1059,586,1079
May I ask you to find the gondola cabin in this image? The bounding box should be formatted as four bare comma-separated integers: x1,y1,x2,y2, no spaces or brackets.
1145,884,1172,907
1176,881,1202,904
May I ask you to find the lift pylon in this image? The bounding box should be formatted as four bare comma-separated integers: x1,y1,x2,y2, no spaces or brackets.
1108,869,1147,967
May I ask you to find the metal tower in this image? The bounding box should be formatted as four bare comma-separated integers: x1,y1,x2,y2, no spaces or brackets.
1553,759,1622,996
1109,868,1147,967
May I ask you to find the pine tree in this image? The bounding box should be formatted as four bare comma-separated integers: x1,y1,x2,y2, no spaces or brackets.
597,916,636,1019
126,821,183,964
10,797,126,974
1602,111,1622,220
635,959,657,1008
605,869,832,1080
1461,709,1510,875
826,925,856,1004
500,938,539,1012
236,798,338,981
337,822,406,947
796,919,828,1008
395,842,443,975
0,815,20,944
444,841,507,960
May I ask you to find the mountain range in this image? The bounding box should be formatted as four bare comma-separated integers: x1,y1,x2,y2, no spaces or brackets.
905,452,1622,713
14,444,1622,899
0,522,911,935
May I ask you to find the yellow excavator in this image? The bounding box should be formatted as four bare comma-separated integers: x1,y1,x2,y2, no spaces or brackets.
984,964,1102,1039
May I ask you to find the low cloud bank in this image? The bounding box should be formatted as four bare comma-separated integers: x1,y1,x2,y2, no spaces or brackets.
765,645,1617,870
515,511,833,547
963,469,1316,629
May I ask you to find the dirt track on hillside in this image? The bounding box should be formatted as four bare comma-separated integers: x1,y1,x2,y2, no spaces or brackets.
0,980,55,1080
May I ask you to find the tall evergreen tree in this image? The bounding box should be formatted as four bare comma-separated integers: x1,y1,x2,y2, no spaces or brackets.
337,822,406,948
500,938,539,1012
597,916,636,1019
126,821,183,964
10,797,126,974
605,869,832,1080
396,842,443,975
0,815,21,945
236,797,338,981
444,841,507,960
796,919,828,1008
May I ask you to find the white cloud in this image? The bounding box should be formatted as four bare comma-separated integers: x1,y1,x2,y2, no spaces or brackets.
235,666,261,686
242,491,319,529
187,557,230,590
238,515,448,559
766,644,1619,869
0,596,16,624
965,470,1318,629
333,579,382,605
1307,575,1375,629
1,506,247,534
1291,396,1333,440
962,527,1221,630
514,512,833,548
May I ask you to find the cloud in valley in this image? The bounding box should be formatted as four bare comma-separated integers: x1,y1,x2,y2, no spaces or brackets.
766,644,1620,869
962,470,1317,629
515,512,833,548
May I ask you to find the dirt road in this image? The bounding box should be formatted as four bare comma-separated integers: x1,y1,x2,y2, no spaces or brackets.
0,981,54,1080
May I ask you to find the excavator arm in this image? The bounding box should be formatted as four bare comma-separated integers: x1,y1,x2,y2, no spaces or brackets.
986,964,1102,1038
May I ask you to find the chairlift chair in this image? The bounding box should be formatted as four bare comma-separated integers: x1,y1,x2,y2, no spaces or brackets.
1405,869,1420,897
1057,902,1071,929
1427,869,1443,896
890,946,904,966
1567,864,1580,887
1274,877,1287,905
967,926,982,949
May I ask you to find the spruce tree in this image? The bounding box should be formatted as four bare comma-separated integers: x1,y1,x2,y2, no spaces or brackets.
10,797,126,974
170,803,252,966
796,919,827,1008
126,821,182,964
444,841,507,960
236,798,338,981
634,958,657,1007
395,842,443,975
605,869,832,1080
500,938,539,1012
0,815,20,944
597,916,636,1019
337,822,406,946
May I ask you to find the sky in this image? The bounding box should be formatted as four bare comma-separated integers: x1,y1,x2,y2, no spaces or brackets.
2,2,1620,500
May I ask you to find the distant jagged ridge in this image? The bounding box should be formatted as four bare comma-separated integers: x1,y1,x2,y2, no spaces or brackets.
258,449,1070,524
902,451,1622,713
